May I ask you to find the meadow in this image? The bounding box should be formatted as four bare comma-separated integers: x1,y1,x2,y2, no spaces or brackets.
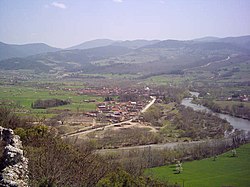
0,85,103,118
146,143,250,187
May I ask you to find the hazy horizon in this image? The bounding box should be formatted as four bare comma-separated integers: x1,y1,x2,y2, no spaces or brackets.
1,0,250,48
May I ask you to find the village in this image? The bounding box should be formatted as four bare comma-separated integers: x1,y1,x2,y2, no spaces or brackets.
57,86,159,138
80,87,153,123
87,100,144,123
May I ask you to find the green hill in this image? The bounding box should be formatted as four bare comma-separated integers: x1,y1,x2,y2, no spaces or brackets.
146,143,250,187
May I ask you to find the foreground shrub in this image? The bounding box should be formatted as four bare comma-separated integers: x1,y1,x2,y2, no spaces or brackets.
97,170,177,187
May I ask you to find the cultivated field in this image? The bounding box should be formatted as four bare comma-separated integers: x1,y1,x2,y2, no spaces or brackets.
0,85,102,118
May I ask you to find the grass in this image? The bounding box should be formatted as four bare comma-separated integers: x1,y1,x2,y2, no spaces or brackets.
0,85,103,117
145,143,250,187
144,75,192,86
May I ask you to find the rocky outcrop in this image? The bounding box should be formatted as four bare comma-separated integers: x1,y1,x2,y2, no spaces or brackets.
0,126,29,187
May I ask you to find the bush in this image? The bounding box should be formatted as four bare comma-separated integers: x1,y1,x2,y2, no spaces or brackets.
0,107,28,129
97,170,174,187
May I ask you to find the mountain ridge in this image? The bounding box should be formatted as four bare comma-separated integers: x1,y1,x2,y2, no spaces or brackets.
67,39,116,50
0,35,249,75
0,42,60,61
68,39,161,50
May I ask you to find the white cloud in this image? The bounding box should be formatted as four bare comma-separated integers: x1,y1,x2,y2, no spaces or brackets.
160,0,166,4
113,0,123,3
51,2,67,9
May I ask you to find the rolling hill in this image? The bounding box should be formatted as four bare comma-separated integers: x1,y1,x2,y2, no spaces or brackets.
217,35,250,50
0,42,60,61
68,39,115,50
68,39,160,50
0,36,249,76
0,45,132,72
194,35,250,50
112,39,160,49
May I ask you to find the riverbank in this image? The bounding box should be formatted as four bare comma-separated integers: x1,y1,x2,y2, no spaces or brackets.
182,92,250,132
193,99,250,120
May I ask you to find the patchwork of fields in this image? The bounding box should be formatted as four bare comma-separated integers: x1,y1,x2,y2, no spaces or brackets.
0,85,102,117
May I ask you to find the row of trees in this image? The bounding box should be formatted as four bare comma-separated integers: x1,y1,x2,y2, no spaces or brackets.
31,98,71,109
194,99,250,120
118,93,140,102
102,135,248,176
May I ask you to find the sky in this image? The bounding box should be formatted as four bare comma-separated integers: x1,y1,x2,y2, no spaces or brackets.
0,0,250,48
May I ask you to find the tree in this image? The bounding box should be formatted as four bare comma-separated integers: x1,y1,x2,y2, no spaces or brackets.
104,96,113,102
26,135,113,187
232,149,237,157
175,161,183,174
0,107,29,129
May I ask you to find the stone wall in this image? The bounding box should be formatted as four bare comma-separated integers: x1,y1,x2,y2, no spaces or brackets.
0,126,29,187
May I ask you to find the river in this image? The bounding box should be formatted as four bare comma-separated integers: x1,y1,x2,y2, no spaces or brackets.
181,92,250,132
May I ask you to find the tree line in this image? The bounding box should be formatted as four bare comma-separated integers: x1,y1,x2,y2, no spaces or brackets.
31,98,71,109
194,99,250,120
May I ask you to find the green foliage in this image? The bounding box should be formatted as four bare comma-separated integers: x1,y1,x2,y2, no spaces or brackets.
14,125,50,145
97,170,173,187
14,127,27,140
142,105,162,126
97,170,140,187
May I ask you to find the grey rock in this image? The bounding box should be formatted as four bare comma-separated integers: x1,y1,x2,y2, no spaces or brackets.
0,126,29,187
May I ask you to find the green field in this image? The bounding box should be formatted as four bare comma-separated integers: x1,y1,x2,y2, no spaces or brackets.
144,75,193,86
0,85,103,117
146,143,250,187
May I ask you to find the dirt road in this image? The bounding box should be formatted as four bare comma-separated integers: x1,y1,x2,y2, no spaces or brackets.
141,96,156,113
